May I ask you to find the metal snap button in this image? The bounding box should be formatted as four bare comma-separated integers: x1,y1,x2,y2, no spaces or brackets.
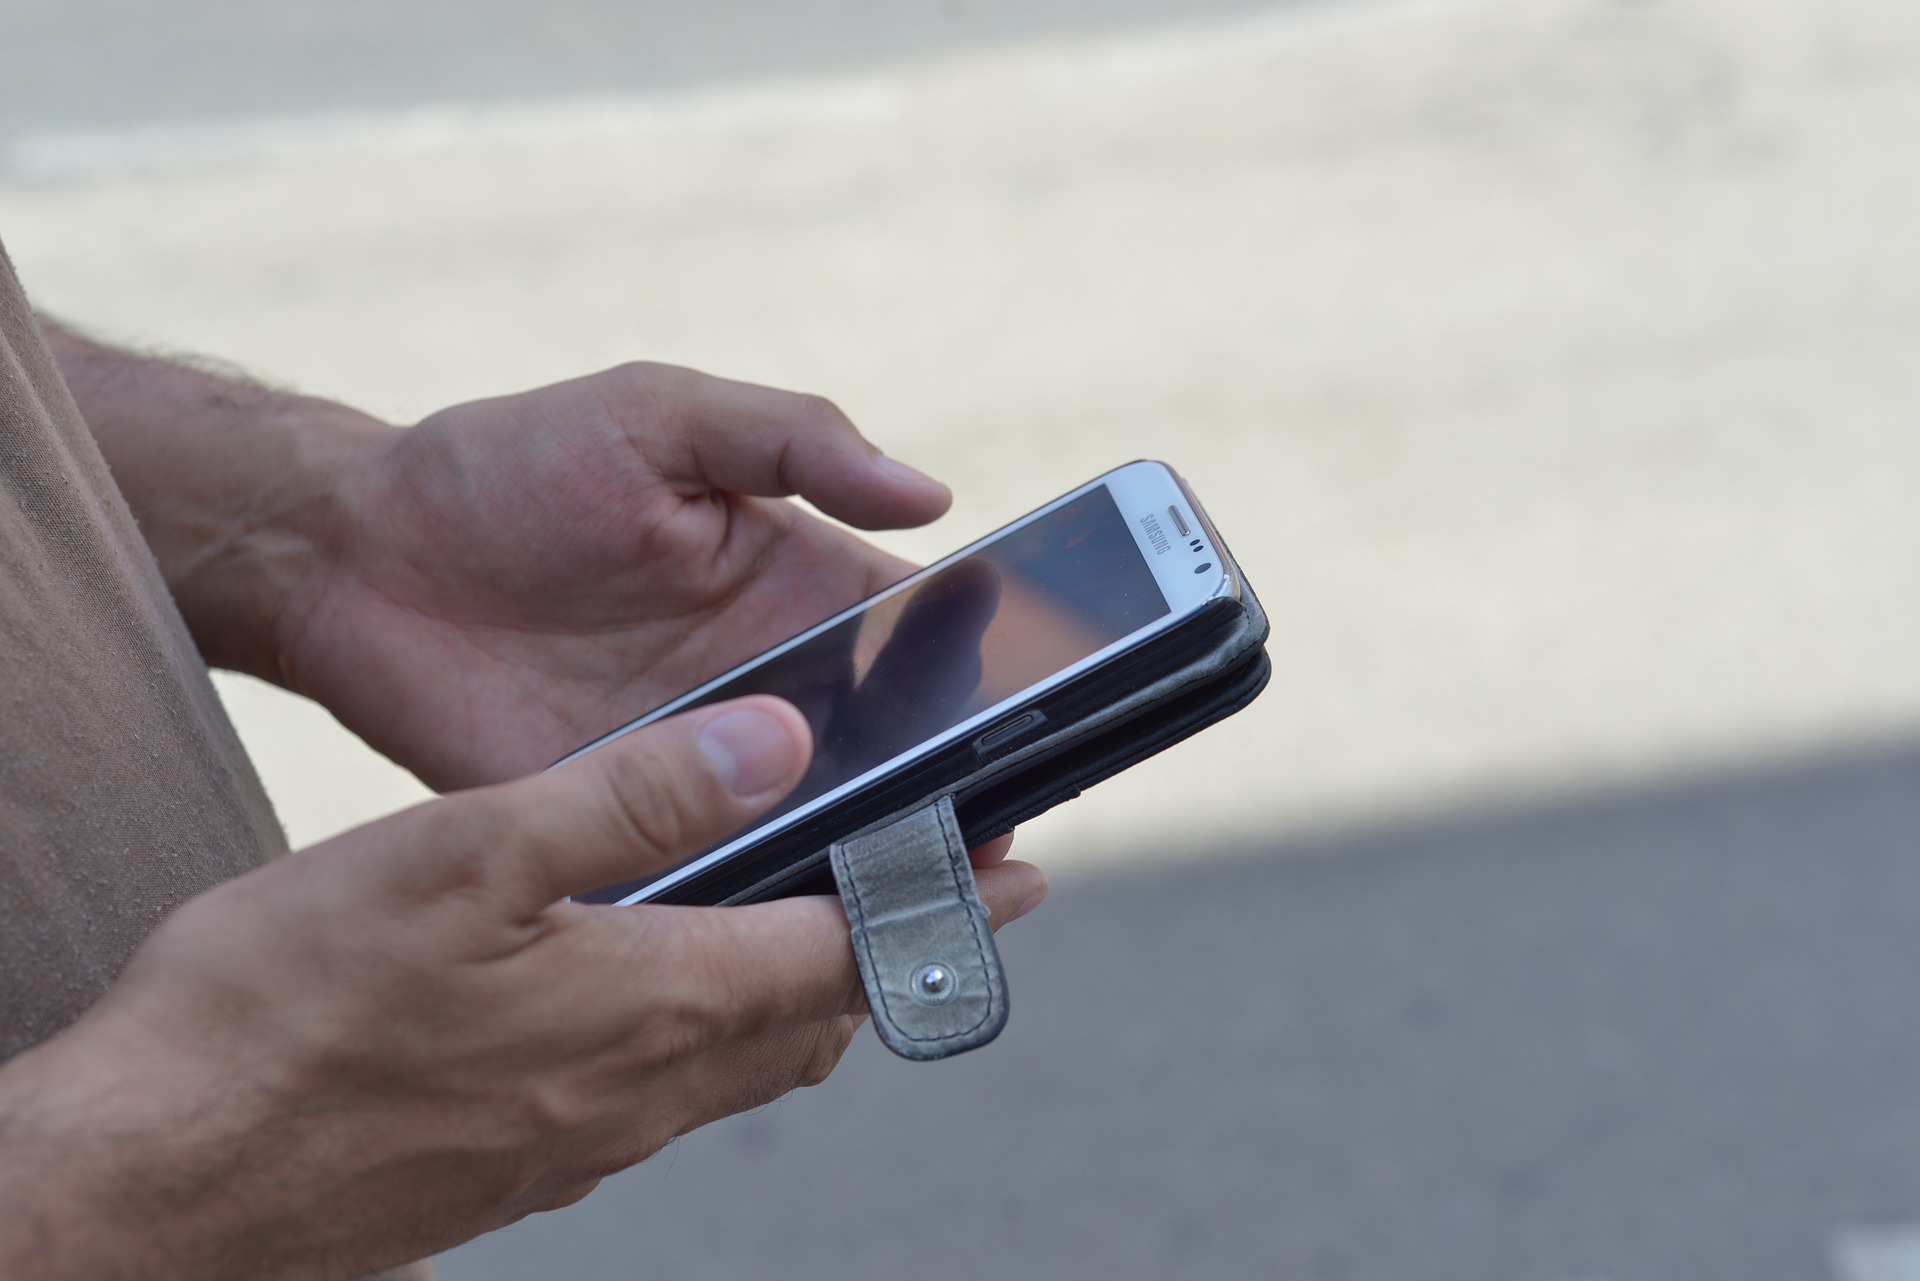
910,961,958,1006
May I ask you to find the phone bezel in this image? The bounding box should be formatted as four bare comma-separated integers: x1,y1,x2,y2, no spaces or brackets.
559,460,1234,905
1103,460,1232,612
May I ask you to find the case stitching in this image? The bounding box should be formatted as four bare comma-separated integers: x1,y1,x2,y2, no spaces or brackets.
838,799,996,1046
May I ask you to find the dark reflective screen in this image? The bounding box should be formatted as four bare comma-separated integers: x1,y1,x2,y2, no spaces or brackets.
580,485,1167,901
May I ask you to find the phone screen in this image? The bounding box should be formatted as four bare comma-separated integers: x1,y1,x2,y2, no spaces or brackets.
574,484,1171,902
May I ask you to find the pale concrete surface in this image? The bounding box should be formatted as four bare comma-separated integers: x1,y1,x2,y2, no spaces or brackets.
6,0,1920,869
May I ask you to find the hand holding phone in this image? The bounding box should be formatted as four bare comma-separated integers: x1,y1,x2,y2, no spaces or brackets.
0,690,1044,1276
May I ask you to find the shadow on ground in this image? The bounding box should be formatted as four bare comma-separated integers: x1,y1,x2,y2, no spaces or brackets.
440,738,1920,1281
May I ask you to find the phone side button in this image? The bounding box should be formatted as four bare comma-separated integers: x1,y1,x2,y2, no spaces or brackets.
973,710,1045,757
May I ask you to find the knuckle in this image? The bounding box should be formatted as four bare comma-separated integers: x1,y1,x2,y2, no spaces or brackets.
613,949,731,1070
629,1000,721,1074
535,1177,603,1214
597,745,712,862
674,913,762,1031
516,1075,601,1138
607,358,672,390
789,391,853,437
627,920,745,1061
589,1126,678,1179
602,361,699,428
716,1024,852,1112
794,1020,858,1089
437,801,513,876
377,792,519,907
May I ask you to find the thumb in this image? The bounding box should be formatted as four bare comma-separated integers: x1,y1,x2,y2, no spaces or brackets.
455,696,813,914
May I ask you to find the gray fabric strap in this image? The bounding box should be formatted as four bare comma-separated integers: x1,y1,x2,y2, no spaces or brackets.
828,795,1009,1061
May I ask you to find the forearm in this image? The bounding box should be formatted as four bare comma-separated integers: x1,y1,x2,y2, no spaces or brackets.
0,1026,248,1281
39,319,396,681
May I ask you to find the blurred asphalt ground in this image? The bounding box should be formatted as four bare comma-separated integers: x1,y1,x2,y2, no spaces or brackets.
5,0,1920,1276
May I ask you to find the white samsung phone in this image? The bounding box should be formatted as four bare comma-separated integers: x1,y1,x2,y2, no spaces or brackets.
561,459,1268,906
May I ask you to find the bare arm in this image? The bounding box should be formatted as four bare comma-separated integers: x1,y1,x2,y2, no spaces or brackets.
34,323,958,791
37,319,394,682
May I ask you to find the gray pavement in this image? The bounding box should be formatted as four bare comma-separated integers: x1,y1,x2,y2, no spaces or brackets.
439,737,1920,1281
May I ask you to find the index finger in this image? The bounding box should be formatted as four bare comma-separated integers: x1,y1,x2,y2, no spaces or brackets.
620,364,953,530
670,896,866,1039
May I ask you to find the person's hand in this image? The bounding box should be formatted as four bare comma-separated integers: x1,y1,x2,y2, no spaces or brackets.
0,696,1047,1281
276,363,956,791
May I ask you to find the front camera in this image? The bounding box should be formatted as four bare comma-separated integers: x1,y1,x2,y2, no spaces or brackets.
1194,562,1213,574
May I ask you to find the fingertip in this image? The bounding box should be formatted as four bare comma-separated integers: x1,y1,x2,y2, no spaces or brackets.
874,455,951,500
836,454,950,530
975,860,1048,929
1012,875,1049,923
694,697,814,799
968,831,1017,870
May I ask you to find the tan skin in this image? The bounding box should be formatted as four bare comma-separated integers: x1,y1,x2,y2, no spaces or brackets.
0,696,1043,1279
0,327,1045,1279
42,330,960,790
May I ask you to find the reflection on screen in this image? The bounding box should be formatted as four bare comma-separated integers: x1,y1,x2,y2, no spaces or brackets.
579,485,1169,901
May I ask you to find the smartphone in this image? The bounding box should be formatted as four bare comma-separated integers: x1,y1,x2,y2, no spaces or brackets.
560,459,1269,906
